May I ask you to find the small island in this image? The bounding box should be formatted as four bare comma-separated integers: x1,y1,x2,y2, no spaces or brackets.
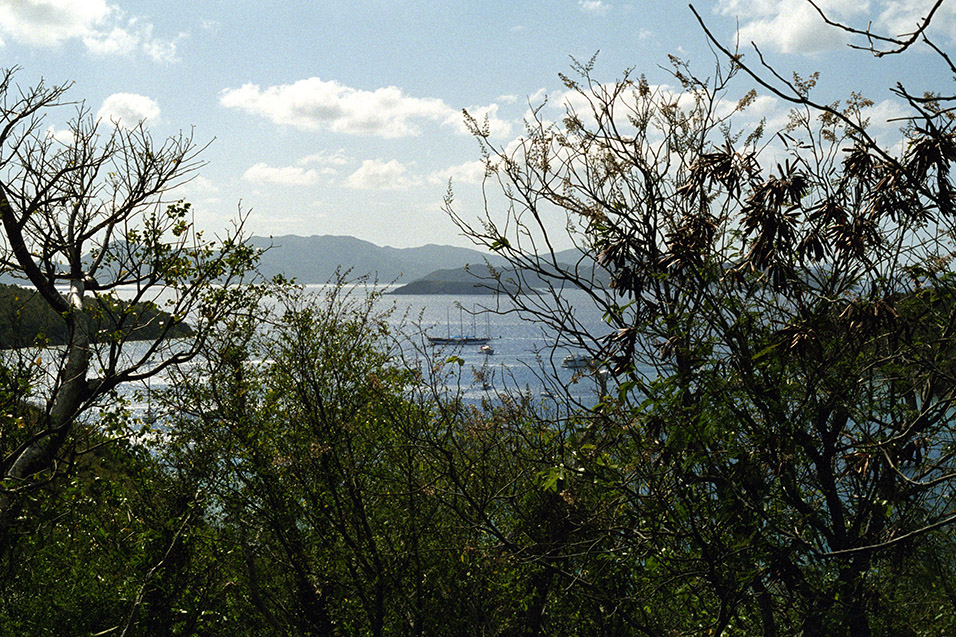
388,265,541,295
389,279,498,295
388,260,609,295
390,265,500,294
0,283,193,349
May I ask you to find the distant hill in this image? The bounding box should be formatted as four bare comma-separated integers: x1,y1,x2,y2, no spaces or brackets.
0,236,606,291
389,264,505,295
248,235,509,284
389,256,612,295
0,283,192,349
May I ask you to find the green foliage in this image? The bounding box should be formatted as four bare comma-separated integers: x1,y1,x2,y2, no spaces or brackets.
11,15,956,636
154,280,649,635
446,36,956,632
0,429,235,636
163,284,449,635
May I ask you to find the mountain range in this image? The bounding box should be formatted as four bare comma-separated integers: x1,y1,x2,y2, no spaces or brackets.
0,234,600,290
248,234,614,293
249,234,611,292
248,234,509,284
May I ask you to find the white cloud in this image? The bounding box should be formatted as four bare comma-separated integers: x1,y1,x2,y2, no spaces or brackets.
878,1,956,42
859,98,912,149
82,25,136,55
528,88,548,104
170,175,221,207
185,176,220,194
0,0,110,46
0,1,182,61
429,160,488,185
344,159,421,190
221,77,515,139
96,93,160,128
296,150,352,176
220,78,455,138
242,163,320,186
717,0,863,54
715,0,787,15
851,98,910,130
712,91,781,122
717,1,956,55
84,17,184,63
548,80,700,129
45,125,75,146
298,150,352,166
579,1,611,15
141,28,186,63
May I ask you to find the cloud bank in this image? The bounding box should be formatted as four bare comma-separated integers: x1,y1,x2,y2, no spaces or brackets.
220,77,512,139
716,0,956,55
0,0,184,62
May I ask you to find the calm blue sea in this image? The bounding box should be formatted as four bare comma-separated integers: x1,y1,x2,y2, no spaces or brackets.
364,285,615,405
70,284,618,414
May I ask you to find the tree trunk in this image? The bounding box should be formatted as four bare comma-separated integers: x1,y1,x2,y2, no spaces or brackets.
0,279,91,534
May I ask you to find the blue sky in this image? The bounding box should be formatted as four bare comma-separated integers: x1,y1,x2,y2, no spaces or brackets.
1,1,953,247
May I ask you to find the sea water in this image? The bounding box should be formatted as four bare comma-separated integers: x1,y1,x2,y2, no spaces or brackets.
17,284,618,418
373,285,614,404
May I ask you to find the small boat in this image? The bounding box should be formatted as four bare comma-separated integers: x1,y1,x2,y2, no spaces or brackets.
561,354,595,369
480,344,494,355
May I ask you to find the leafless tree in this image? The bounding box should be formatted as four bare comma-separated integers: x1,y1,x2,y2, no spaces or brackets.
0,68,260,537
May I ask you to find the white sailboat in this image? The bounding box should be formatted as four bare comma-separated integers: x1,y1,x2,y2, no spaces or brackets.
427,305,492,346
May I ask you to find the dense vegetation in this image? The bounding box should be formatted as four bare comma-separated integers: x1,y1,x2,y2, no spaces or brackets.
6,4,956,635
0,282,193,348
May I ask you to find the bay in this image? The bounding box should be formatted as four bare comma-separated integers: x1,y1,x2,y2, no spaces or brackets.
366,285,615,405
77,283,618,413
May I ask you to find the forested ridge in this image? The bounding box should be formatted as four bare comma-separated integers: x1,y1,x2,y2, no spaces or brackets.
6,3,956,636
0,282,193,348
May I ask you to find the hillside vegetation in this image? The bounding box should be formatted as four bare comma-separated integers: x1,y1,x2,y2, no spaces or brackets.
0,283,193,349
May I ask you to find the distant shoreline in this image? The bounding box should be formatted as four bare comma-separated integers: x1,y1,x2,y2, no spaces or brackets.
388,280,500,295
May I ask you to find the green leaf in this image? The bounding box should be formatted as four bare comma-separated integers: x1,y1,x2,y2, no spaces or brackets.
490,237,511,252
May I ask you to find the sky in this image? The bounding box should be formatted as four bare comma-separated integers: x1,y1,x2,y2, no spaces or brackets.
1,0,954,248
